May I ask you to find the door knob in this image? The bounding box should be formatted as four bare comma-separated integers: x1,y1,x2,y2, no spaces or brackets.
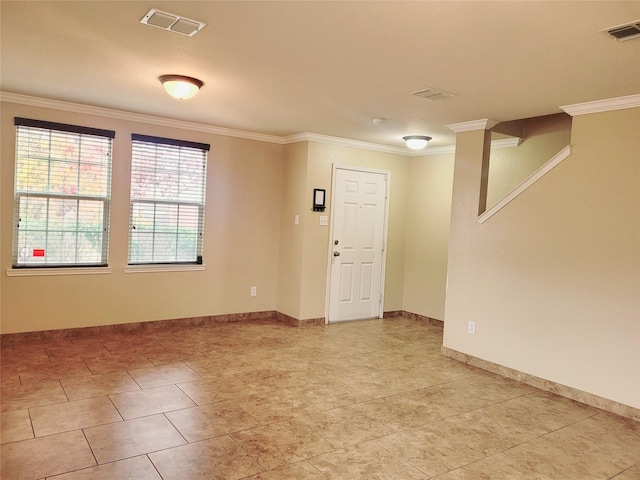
333,251,340,257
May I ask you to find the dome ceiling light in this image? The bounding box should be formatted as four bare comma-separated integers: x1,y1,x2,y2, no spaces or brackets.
402,135,432,150
159,75,203,100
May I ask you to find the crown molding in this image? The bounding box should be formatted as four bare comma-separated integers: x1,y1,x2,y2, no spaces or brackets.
284,132,411,155
283,132,406,154
414,144,456,156
403,137,518,157
0,91,284,144
447,118,499,133
5,91,638,155
560,94,640,116
284,132,459,156
2,91,452,156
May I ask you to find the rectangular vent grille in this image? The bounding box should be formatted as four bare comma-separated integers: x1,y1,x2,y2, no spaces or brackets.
410,88,455,101
140,8,206,37
603,20,640,41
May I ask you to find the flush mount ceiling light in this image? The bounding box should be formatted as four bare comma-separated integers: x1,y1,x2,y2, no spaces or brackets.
403,135,432,150
159,75,203,100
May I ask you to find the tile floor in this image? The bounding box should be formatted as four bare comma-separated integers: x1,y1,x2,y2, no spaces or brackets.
1,317,639,479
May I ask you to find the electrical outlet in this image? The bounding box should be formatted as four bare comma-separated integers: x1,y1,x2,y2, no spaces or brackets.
250,286,257,297
468,321,476,335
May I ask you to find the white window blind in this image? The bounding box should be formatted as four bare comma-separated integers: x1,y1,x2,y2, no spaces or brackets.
129,134,208,265
13,118,114,267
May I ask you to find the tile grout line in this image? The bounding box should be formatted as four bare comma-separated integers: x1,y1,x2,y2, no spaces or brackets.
427,405,606,477
81,427,100,470
146,453,166,480
161,411,190,445
3,319,638,479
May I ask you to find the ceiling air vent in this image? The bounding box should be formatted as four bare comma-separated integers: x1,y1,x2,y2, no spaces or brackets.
140,8,207,37
410,88,455,101
603,20,640,41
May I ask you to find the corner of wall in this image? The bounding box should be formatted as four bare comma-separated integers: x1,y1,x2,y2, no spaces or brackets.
443,106,640,409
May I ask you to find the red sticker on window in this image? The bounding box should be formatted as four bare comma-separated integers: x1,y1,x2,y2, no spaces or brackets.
33,249,45,257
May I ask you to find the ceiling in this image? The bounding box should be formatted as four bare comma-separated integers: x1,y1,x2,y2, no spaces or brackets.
1,1,639,150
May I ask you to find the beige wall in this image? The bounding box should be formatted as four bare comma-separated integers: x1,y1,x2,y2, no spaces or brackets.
304,142,411,319
3,96,637,411
272,142,415,321
488,114,572,207
1,102,284,333
2,101,452,332
277,140,452,323
443,107,640,408
275,142,308,320
403,153,455,320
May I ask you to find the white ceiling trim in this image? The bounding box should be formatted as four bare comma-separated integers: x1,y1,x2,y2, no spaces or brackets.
283,132,410,155
447,118,499,133
284,132,459,156
0,92,533,156
1,91,440,156
415,145,457,156
560,94,640,116
0,91,284,144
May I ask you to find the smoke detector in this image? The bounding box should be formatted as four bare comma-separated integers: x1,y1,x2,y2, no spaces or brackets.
410,88,456,101
602,20,640,41
140,8,207,37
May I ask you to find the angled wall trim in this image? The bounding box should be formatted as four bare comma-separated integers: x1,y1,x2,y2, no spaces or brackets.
561,94,640,116
478,145,572,223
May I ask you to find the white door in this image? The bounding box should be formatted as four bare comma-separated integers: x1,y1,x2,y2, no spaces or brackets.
328,167,389,322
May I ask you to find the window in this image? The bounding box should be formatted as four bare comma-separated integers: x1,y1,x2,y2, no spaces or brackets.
128,134,208,265
13,118,114,267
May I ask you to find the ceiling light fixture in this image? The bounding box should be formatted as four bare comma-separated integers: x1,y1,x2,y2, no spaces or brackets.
159,75,203,100
403,135,432,150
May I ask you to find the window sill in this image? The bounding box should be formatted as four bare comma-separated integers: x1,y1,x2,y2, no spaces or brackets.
6,267,113,277
123,264,206,274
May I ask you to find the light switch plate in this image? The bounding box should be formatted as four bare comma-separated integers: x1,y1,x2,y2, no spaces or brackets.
319,216,328,226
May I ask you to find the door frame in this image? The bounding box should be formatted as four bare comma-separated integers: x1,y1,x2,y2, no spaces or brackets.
324,164,391,324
